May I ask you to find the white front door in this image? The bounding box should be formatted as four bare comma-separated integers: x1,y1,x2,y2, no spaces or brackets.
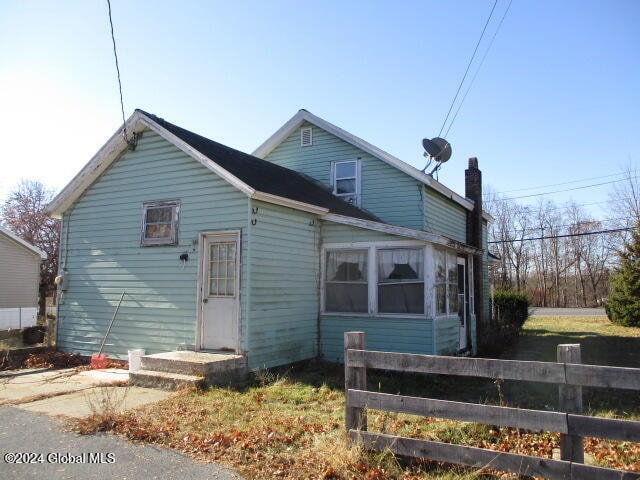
201,233,239,351
457,257,468,350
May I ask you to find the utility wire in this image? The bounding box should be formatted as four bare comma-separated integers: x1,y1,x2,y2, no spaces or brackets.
488,226,633,244
438,0,498,138
484,170,630,196
106,0,130,144
492,216,637,236
444,0,513,138
487,175,640,202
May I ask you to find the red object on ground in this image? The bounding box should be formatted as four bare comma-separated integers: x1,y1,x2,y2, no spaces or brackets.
90,353,109,369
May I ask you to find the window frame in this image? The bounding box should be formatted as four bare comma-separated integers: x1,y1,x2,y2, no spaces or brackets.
376,247,425,314
330,159,361,206
140,200,180,246
321,241,429,318
433,247,465,318
323,248,370,314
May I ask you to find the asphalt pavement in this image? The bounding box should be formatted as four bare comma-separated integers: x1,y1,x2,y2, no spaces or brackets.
0,407,239,480
529,307,607,317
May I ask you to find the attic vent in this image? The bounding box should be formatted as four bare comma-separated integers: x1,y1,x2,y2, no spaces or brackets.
300,127,313,146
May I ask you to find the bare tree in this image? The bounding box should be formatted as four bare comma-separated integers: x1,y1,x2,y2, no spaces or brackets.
1,180,60,315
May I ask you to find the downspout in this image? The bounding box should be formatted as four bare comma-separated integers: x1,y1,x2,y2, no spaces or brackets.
245,198,253,358
315,217,323,359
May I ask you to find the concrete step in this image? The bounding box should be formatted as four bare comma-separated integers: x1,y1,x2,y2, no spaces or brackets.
140,351,246,377
129,369,204,391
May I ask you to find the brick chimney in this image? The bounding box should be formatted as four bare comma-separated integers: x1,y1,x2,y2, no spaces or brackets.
465,157,484,350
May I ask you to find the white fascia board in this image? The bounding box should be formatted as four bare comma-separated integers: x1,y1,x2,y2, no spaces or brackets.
251,191,329,215
321,213,479,255
0,225,46,259
45,111,146,218
46,111,256,218
253,109,477,212
483,211,495,223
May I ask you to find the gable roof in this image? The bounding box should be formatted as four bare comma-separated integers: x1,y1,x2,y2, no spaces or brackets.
46,110,377,221
253,109,494,222
0,225,46,259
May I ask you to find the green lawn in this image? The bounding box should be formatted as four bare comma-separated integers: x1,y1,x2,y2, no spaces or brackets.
73,315,640,479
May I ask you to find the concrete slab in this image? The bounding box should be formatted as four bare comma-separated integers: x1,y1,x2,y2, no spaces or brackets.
17,386,170,418
0,368,129,405
145,350,244,363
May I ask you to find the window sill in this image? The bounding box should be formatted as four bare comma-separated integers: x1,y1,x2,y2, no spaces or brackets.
321,312,428,320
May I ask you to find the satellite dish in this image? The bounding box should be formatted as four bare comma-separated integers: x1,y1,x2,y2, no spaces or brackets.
422,137,452,163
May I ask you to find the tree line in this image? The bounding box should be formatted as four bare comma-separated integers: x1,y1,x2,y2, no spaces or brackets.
485,166,639,308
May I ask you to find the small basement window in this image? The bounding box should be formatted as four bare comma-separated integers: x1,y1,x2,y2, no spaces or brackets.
300,127,313,146
141,201,180,246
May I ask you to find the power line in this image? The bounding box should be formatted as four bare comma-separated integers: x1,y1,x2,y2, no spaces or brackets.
443,0,513,138
484,170,631,196
438,0,498,138
106,0,131,145
488,226,633,244
491,216,637,236
487,176,639,202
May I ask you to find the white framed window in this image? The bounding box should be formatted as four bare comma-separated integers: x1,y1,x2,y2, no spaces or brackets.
324,249,368,313
141,201,180,246
300,126,313,146
434,248,458,316
331,160,361,206
377,248,424,314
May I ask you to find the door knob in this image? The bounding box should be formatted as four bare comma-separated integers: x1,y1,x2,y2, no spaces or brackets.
203,298,208,303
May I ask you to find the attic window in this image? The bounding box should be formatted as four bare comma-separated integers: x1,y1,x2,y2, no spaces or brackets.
300,127,313,146
332,160,361,206
141,201,180,246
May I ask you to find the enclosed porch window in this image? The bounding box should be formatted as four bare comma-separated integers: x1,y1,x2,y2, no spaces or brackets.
377,248,424,314
325,249,368,313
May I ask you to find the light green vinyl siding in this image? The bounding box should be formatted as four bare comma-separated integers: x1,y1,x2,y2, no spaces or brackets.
423,187,468,243
321,316,434,363
246,200,319,369
321,221,409,244
57,130,249,359
264,122,423,230
434,316,459,355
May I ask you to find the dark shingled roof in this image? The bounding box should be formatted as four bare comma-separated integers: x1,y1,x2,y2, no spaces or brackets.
138,110,378,221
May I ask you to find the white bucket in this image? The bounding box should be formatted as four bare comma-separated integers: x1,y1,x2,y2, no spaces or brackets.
128,349,145,372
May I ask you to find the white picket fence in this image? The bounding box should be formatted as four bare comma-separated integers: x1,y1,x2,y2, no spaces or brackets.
0,308,38,330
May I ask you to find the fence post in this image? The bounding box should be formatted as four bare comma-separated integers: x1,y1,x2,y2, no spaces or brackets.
558,344,584,464
345,331,367,435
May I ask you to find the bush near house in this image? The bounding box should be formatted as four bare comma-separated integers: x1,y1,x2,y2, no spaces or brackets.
490,290,529,353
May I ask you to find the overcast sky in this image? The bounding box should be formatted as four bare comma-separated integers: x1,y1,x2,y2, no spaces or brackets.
1,0,638,220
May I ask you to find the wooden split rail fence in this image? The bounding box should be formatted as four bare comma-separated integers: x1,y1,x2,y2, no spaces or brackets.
344,331,640,480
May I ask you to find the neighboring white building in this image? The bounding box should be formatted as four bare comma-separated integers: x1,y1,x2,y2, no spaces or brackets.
0,225,46,329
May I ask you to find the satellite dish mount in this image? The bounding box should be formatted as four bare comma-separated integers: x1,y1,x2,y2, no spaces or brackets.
421,137,452,176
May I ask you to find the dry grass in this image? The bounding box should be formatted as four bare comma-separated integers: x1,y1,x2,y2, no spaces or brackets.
69,316,640,479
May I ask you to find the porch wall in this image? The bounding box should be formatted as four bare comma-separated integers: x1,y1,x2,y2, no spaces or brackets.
320,315,435,362
57,130,249,359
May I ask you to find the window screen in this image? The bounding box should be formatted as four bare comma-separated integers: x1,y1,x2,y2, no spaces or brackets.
325,250,368,313
377,248,424,314
141,202,179,246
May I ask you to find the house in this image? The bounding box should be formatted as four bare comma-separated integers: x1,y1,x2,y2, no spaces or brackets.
0,225,46,329
46,109,492,372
